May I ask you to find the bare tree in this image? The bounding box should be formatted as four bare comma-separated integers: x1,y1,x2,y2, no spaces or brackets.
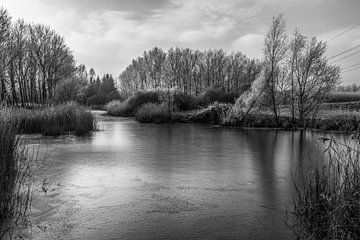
289,29,306,123
263,14,288,123
293,37,340,123
0,8,12,103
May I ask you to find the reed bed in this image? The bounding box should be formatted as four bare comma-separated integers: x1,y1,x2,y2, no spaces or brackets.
0,102,97,136
287,135,360,239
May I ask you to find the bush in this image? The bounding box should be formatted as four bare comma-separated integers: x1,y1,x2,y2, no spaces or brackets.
287,136,360,239
106,100,127,116
172,91,199,111
188,103,232,124
135,103,172,123
197,88,239,106
0,118,33,238
1,102,97,136
106,90,162,116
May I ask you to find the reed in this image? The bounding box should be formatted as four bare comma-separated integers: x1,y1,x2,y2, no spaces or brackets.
287,135,360,239
0,118,33,239
1,102,97,136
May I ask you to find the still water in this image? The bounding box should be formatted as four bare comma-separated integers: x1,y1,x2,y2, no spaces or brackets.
27,111,337,240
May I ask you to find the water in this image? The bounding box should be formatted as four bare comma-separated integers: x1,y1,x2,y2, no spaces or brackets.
27,111,338,240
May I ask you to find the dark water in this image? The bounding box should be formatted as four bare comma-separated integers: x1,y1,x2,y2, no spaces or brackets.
27,111,340,240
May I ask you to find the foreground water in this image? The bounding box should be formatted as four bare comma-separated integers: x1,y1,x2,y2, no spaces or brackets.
25,111,341,240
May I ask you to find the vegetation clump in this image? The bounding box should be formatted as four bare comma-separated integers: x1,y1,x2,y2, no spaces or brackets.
106,91,161,117
197,88,239,107
1,102,97,136
135,103,173,123
288,135,360,239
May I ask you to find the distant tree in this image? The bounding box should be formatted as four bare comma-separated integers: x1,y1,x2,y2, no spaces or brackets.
351,83,358,92
89,68,96,84
100,74,116,94
76,64,88,80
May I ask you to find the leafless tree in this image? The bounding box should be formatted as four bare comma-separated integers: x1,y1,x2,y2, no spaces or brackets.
263,14,288,123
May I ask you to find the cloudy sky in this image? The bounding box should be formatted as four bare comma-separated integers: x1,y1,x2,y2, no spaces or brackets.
1,0,360,84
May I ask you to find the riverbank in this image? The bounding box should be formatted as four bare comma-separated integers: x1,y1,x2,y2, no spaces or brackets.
107,102,360,132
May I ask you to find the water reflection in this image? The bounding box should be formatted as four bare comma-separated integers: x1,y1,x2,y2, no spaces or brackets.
30,115,342,240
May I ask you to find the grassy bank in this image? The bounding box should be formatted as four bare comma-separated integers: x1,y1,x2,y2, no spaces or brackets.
0,119,33,238
287,136,360,239
134,103,360,132
0,102,97,136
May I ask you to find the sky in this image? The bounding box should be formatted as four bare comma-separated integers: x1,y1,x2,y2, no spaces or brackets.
1,0,360,84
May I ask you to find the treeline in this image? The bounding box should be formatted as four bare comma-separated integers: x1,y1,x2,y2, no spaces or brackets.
0,8,77,105
336,84,360,92
120,48,262,97
0,7,121,107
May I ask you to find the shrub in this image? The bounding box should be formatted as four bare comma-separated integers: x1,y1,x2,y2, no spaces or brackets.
135,103,171,123
106,90,161,116
197,88,239,106
287,136,360,239
0,118,33,238
188,103,232,124
86,94,109,106
172,91,199,111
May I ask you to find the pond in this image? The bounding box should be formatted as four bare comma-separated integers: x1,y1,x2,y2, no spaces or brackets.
27,111,340,240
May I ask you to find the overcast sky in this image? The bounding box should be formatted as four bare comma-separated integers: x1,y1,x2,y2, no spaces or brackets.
1,0,360,84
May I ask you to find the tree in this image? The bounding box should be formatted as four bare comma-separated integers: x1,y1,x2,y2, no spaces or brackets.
89,68,95,84
263,14,288,123
293,37,340,123
0,7,12,103
289,29,306,123
55,77,86,103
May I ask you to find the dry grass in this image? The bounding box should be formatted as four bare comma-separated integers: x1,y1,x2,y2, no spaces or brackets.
1,102,97,136
0,119,34,239
287,135,360,239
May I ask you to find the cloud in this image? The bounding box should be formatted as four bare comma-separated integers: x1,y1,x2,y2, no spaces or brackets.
229,34,264,59
1,0,359,83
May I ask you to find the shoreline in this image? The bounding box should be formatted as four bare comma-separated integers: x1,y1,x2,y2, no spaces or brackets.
103,112,356,134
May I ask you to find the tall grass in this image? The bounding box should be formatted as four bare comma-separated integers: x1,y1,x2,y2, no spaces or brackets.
287,136,360,239
1,102,97,136
135,103,172,123
0,119,33,239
